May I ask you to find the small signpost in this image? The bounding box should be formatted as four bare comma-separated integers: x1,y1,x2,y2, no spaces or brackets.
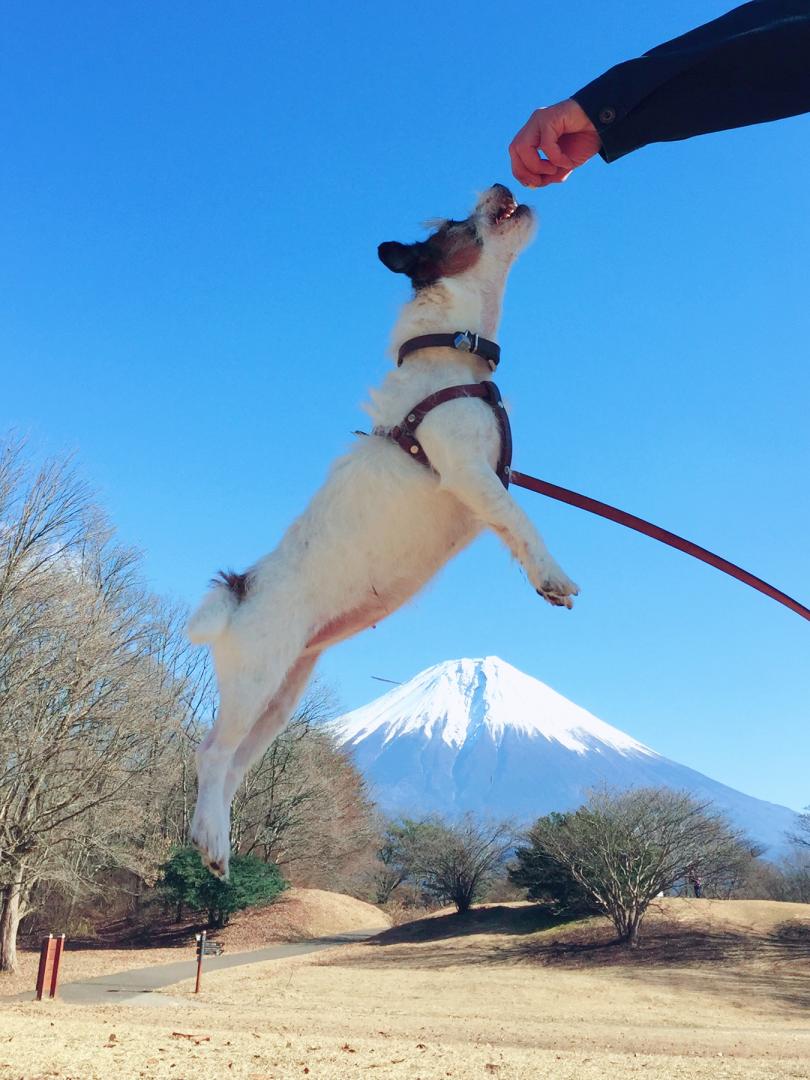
35,933,65,1001
194,931,224,993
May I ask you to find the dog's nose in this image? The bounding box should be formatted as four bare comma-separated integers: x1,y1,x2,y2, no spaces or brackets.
492,182,513,197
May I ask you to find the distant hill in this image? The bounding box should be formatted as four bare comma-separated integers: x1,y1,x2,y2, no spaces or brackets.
334,656,798,855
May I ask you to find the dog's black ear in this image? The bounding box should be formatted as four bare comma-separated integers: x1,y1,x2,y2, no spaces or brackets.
378,241,418,276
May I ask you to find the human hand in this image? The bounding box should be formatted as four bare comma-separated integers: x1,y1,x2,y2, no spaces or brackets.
509,99,601,188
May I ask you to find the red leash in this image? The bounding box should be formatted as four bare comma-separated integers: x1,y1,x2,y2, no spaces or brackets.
376,361,808,623
510,470,810,623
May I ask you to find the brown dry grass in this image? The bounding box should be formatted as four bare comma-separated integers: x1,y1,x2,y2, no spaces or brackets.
218,888,391,950
1,898,809,1079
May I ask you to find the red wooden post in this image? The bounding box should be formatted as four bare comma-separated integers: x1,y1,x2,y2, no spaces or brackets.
194,931,205,994
35,935,55,1001
49,934,65,998
34,933,66,1000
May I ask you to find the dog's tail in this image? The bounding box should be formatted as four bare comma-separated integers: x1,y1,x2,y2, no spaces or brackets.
186,570,251,644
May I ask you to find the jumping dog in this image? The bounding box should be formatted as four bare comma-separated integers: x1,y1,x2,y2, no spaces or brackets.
187,184,578,877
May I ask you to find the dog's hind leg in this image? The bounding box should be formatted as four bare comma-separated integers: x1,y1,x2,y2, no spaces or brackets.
190,679,259,878
221,598,386,806
440,464,579,608
222,650,320,807
191,624,309,876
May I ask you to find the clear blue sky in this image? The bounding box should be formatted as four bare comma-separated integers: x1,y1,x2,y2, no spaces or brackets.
3,2,808,812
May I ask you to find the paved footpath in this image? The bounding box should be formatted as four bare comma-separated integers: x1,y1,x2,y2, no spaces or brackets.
6,929,385,1007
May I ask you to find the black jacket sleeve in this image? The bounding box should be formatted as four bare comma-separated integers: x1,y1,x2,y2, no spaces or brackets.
572,0,810,162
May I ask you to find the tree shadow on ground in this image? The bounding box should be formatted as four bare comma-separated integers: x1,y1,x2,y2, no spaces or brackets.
513,918,810,968
344,909,810,1012
369,904,577,946
346,904,595,971
599,921,810,1013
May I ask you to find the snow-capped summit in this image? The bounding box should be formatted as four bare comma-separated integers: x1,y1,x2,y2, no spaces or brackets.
333,656,798,855
338,656,654,757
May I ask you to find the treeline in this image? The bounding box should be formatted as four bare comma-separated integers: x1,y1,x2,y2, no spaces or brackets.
378,792,810,947
0,437,380,972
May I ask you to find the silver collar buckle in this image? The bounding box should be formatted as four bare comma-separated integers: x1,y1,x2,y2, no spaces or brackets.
453,330,479,353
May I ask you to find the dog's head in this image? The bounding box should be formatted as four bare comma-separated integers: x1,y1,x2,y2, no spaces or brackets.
378,184,535,290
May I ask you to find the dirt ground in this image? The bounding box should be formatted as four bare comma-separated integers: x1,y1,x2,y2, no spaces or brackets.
1,898,809,1080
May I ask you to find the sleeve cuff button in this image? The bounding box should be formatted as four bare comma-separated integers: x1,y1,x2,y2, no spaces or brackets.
599,106,617,125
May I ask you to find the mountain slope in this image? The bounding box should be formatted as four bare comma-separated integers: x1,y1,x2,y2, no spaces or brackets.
334,656,797,854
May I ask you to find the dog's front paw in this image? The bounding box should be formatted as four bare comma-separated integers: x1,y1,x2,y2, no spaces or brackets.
536,566,579,610
190,802,232,880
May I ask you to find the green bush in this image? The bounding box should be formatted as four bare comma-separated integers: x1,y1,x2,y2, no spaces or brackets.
159,847,286,928
509,813,600,916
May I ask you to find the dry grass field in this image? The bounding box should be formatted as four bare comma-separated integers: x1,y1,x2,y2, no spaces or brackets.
1,897,809,1079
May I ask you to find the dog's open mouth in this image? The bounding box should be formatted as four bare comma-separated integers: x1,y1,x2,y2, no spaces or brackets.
491,189,528,227
494,199,518,224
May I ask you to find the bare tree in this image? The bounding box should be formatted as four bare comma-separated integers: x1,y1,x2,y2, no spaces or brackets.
719,850,810,902
0,438,205,970
774,808,810,904
775,849,810,903
0,440,95,969
526,788,753,947
411,815,515,914
788,806,810,849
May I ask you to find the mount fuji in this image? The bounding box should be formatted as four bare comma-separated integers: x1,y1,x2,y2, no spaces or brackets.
333,656,797,855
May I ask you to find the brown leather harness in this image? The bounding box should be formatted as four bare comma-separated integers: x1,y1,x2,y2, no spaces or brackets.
373,331,810,623
374,378,513,488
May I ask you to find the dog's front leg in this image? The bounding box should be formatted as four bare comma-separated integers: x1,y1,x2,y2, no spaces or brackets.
440,464,579,608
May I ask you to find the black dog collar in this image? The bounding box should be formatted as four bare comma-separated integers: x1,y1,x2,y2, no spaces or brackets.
397,331,500,371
